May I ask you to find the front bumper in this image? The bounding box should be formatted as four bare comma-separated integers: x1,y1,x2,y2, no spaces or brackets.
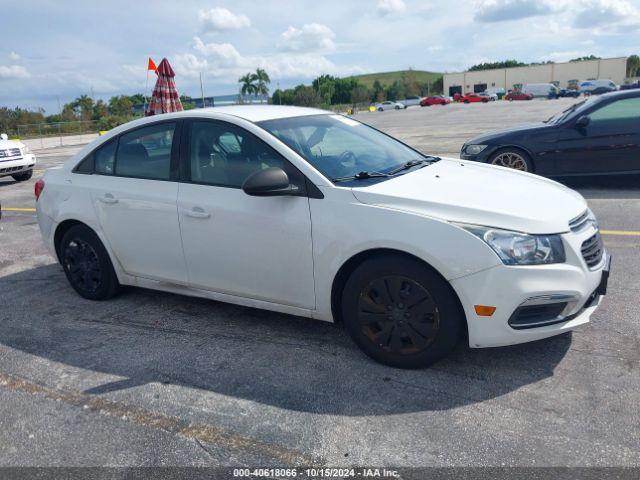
451,226,608,348
0,154,36,177
460,147,496,163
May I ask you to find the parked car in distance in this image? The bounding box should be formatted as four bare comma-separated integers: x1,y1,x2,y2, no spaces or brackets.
479,92,497,101
461,89,640,177
420,95,451,106
485,87,506,100
375,101,406,111
0,133,37,182
620,81,640,91
36,105,609,368
559,88,580,98
522,83,559,98
505,91,534,101
460,93,489,103
399,96,423,107
579,79,618,94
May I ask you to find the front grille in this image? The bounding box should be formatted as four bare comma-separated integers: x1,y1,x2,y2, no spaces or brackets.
569,210,590,232
0,148,21,158
581,232,603,268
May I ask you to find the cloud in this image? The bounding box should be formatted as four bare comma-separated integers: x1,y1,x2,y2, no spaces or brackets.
475,0,555,22
193,37,243,66
198,7,251,33
376,0,406,16
573,0,638,29
0,65,30,79
278,23,336,53
8,52,20,61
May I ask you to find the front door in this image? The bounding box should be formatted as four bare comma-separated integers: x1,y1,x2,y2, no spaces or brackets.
177,120,315,309
90,121,188,283
579,96,640,174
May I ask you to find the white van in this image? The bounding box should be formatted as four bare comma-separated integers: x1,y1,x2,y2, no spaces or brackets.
579,79,618,93
522,83,559,98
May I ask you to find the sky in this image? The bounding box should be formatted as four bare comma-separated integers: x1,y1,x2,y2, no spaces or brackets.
2,0,640,114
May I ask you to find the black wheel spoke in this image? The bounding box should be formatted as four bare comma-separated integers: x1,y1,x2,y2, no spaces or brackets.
358,274,440,356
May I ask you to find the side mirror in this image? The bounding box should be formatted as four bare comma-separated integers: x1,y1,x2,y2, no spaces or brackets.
575,115,590,129
242,167,298,197
0,133,8,141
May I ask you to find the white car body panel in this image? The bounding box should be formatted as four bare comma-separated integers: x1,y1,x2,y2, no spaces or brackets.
36,106,607,350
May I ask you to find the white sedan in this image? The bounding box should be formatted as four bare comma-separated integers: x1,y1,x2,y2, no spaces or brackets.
36,106,609,368
0,133,37,182
374,101,406,111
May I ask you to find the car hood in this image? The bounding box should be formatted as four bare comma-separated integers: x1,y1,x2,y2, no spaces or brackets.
351,158,586,234
0,139,23,149
465,122,550,144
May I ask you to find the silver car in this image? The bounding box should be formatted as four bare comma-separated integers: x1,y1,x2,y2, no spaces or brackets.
375,101,406,111
399,95,423,107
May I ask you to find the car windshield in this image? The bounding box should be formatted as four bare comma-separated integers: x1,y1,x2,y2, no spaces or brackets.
258,114,436,184
545,98,595,124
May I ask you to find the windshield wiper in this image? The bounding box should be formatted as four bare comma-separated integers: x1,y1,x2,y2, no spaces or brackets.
387,158,436,175
332,171,390,182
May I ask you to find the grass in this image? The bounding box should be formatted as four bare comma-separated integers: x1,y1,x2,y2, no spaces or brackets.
347,70,442,88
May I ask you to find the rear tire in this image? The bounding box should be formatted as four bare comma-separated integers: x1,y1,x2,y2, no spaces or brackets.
341,254,462,369
59,225,120,300
12,170,32,182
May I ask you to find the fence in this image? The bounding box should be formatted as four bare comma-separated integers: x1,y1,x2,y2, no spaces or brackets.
13,120,101,140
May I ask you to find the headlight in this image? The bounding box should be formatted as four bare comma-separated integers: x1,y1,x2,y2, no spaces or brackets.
464,144,488,155
21,145,31,155
458,224,566,265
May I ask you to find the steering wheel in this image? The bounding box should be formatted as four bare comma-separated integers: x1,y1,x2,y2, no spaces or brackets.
338,150,357,168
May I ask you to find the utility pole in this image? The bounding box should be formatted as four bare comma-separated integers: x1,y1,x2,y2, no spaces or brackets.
200,72,206,108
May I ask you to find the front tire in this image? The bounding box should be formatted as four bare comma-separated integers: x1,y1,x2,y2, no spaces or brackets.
341,255,463,369
59,225,120,300
488,148,533,172
12,170,33,182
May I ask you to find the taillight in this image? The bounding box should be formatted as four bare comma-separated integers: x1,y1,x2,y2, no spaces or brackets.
35,179,45,200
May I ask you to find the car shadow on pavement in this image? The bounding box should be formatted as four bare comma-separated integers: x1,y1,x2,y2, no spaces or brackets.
557,174,640,199
0,264,572,416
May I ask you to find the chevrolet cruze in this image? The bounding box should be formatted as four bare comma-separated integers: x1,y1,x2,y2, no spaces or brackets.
36,106,610,368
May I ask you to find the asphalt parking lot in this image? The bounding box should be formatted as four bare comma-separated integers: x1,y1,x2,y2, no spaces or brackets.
0,99,639,468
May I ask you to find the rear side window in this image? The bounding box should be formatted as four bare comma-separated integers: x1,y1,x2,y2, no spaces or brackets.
115,122,175,180
95,139,117,175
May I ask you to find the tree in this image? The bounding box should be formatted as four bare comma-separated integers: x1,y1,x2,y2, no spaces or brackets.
350,86,370,106
402,69,419,96
570,55,600,62
238,73,257,99
468,60,526,71
108,95,133,116
627,55,640,78
372,80,385,102
74,95,94,121
92,99,109,120
292,85,321,107
252,68,271,98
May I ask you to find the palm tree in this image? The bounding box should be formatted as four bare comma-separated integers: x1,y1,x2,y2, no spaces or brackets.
252,68,271,101
238,73,257,102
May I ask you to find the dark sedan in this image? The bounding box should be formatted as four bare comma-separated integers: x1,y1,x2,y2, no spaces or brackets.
460,90,640,176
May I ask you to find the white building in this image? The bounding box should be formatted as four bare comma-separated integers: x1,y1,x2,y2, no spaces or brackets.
443,57,627,96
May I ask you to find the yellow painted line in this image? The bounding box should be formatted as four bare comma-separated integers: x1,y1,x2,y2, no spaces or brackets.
2,207,36,212
601,229,640,236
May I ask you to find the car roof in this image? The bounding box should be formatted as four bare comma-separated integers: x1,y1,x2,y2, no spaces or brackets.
136,105,330,124
599,89,640,100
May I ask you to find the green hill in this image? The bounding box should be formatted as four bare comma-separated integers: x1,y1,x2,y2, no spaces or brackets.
347,70,442,88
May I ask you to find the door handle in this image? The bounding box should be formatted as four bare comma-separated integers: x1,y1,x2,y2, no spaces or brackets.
99,193,118,204
183,207,211,219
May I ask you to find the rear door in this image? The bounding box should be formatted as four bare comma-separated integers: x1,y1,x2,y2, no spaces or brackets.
176,119,315,308
90,121,188,283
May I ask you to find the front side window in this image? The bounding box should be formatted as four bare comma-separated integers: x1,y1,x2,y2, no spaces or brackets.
589,98,640,123
258,114,431,184
115,122,175,180
189,121,291,188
